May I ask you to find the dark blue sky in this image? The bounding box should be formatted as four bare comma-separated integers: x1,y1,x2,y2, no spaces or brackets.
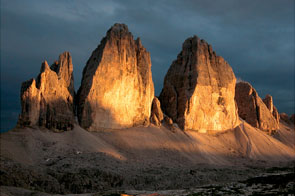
1,0,294,131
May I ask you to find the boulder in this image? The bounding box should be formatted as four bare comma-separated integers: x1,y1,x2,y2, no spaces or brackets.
77,23,154,130
159,35,239,131
18,52,75,131
150,97,164,126
163,116,174,130
164,116,173,126
235,82,279,132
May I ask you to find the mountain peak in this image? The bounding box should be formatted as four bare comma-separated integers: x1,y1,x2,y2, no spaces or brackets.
77,23,154,130
110,23,129,32
18,52,75,131
159,35,239,131
106,23,131,38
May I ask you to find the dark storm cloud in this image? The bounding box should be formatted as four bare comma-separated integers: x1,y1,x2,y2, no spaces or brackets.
1,0,294,131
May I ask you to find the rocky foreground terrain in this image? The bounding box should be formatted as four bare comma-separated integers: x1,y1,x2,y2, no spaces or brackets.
1,23,295,195
1,121,294,195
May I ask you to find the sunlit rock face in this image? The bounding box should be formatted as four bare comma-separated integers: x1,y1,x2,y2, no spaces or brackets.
235,82,279,132
18,52,75,131
263,94,280,124
150,97,164,126
77,23,154,130
159,36,239,131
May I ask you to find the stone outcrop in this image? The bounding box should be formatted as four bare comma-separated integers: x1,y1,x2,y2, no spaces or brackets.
159,35,239,131
150,97,164,126
163,116,174,130
18,52,75,131
290,114,295,125
272,107,280,124
280,113,295,126
77,23,154,130
280,113,290,124
235,82,279,132
150,114,160,127
263,94,280,123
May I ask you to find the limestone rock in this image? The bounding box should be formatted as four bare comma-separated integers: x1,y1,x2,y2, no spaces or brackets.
77,23,154,130
272,106,280,124
280,113,290,124
150,97,164,126
159,35,239,131
235,82,279,132
162,115,178,132
263,94,280,123
150,113,161,127
263,94,274,112
18,52,75,131
164,116,173,126
290,114,295,125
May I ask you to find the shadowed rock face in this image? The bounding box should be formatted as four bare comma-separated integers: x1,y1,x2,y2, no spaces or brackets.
290,114,295,125
280,113,295,126
18,52,75,131
77,23,154,130
280,113,290,124
235,82,279,133
159,36,239,131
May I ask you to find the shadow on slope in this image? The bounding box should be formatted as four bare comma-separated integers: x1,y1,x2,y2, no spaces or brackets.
1,121,294,166
0,122,294,193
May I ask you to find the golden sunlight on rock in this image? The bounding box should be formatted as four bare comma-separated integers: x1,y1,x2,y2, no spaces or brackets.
77,23,154,130
159,36,239,131
150,97,164,126
263,94,280,124
18,52,75,131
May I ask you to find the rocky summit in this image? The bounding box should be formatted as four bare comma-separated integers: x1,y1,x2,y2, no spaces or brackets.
159,36,239,131
18,52,75,131
77,23,154,130
235,82,279,133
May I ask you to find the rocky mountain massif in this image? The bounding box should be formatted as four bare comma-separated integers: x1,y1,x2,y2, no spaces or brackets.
4,23,295,195
17,23,293,134
18,52,75,131
77,24,154,130
159,36,239,131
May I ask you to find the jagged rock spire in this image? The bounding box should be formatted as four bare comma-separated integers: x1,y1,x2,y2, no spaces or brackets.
18,52,75,131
